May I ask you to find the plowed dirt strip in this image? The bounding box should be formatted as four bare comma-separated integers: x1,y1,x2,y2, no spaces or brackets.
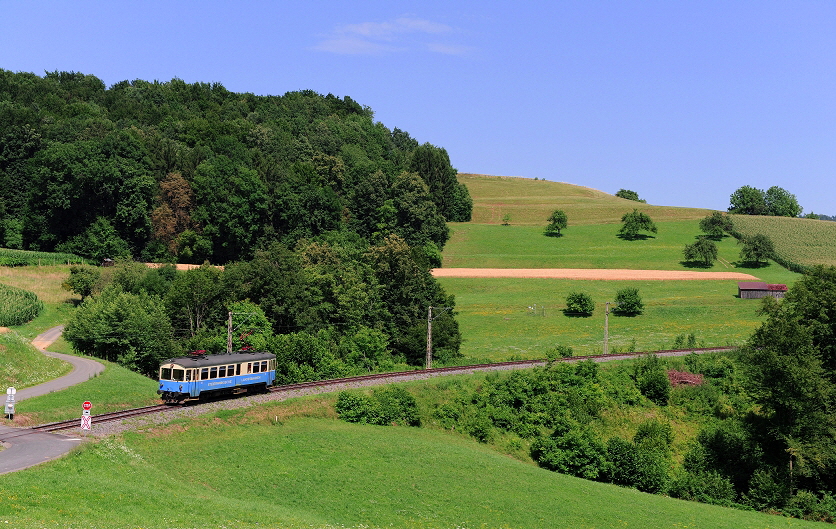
431,268,760,280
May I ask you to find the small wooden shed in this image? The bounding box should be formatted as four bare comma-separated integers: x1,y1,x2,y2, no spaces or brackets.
738,282,787,299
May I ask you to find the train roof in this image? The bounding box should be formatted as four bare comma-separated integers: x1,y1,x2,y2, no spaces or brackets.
160,351,275,368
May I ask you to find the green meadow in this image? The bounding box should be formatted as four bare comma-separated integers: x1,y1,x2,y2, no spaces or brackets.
0,403,823,529
443,219,802,274
439,176,802,361
440,277,776,360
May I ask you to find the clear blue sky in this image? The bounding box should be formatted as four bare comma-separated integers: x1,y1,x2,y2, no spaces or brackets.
2,1,834,214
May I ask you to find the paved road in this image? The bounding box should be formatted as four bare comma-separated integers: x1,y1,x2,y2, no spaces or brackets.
0,327,104,474
17,326,105,401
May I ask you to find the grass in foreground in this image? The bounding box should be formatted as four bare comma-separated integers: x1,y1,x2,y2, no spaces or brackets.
0,405,823,529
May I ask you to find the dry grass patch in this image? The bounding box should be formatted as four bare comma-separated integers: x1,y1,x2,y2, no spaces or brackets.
0,265,79,304
459,173,714,226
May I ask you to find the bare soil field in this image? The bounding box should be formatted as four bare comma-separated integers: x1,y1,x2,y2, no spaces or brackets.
432,268,760,280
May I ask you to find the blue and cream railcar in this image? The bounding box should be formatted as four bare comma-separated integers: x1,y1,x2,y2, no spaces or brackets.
158,351,276,404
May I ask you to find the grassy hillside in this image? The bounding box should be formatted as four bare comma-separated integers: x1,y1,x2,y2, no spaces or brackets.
459,173,714,226
441,175,803,360
733,214,836,267
443,219,799,272
0,399,822,529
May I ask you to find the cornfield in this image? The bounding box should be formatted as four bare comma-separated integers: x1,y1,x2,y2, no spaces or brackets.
0,248,90,267
0,283,44,326
731,215,836,269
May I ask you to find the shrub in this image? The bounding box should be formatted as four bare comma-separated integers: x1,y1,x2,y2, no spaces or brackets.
335,386,421,427
669,470,737,505
531,419,609,480
632,354,670,405
565,291,594,315
613,288,643,315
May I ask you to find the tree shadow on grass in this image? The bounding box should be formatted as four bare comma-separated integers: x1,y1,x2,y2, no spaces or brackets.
734,260,772,269
616,234,656,241
544,232,564,238
680,260,714,269
562,310,593,318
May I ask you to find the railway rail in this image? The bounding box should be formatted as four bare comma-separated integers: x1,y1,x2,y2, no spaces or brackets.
22,346,737,433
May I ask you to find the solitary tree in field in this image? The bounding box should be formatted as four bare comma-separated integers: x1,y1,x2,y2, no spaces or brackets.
683,237,718,266
545,210,568,237
739,234,775,266
565,291,594,315
618,210,657,240
699,212,734,239
613,288,644,315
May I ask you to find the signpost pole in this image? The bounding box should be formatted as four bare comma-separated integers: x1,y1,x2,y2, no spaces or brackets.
81,401,92,430
5,387,15,420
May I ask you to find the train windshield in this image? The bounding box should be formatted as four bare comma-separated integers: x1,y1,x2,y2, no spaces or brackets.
160,368,186,381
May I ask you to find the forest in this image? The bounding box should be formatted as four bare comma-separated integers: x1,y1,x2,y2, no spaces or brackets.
1,69,471,372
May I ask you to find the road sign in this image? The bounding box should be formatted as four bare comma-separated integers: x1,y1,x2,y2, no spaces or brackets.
82,401,92,411
6,387,15,396
4,402,13,416
80,415,91,430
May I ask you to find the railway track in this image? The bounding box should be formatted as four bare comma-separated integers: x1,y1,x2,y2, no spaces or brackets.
26,347,737,433
29,405,172,432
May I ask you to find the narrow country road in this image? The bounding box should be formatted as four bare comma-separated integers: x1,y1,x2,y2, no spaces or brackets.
0,326,104,474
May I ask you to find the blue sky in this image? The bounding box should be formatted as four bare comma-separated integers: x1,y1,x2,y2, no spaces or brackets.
2,1,834,214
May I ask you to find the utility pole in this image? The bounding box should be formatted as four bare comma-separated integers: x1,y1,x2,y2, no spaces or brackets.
227,311,259,353
227,311,233,353
604,302,617,355
426,306,452,369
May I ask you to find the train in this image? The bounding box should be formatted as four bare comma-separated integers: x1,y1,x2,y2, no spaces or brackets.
157,350,277,404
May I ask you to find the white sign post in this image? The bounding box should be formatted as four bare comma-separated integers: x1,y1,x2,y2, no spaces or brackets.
4,387,15,420
80,401,92,430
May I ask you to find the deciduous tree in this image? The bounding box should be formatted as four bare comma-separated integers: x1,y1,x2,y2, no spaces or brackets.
699,211,733,239
683,237,718,266
618,210,657,240
545,210,568,237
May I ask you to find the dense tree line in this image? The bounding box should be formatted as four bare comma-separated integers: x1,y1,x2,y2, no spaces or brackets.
0,68,471,373
64,238,462,376
0,70,471,262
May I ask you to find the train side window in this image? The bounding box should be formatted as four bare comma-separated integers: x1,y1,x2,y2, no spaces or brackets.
185,370,192,381
236,364,241,376
253,362,261,373
261,361,267,372
160,368,171,380
201,368,208,380
247,363,252,374
210,367,218,379
219,366,226,378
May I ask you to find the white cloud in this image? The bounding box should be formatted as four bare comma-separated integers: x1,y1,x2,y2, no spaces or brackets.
314,16,468,56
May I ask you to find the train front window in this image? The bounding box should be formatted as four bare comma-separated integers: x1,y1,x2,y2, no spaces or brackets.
172,369,185,381
160,368,172,380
